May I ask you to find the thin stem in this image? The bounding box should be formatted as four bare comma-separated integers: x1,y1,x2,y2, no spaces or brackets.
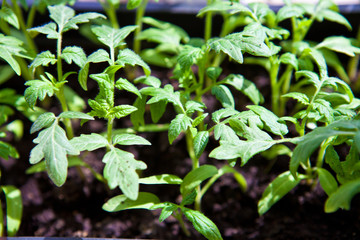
107,117,114,145
133,0,148,54
174,210,191,237
204,0,213,42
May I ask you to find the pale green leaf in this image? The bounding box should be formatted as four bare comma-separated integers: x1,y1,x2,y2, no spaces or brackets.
87,49,111,64
168,114,192,144
316,36,360,57
180,165,218,198
139,174,182,185
62,46,86,67
69,133,108,151
213,123,238,142
197,1,251,17
144,84,183,110
279,52,298,70
0,6,19,29
103,192,160,211
58,111,94,120
24,78,56,108
282,92,310,105
116,49,150,76
212,85,235,109
28,22,59,39
212,108,239,124
247,105,288,136
222,74,264,105
30,51,57,70
91,25,137,50
276,5,305,23
110,105,138,119
208,37,243,64
127,0,142,9
177,45,204,70
103,148,146,200
150,101,167,123
48,5,75,31
2,185,22,236
30,112,56,134
115,78,140,97
112,133,151,146
29,122,79,186
63,12,105,32
258,171,305,215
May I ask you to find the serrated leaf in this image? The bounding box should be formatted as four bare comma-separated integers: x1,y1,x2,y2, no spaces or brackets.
159,204,178,222
229,118,272,141
168,114,192,144
258,171,305,215
229,33,271,57
28,22,59,39
24,78,57,108
193,131,209,158
110,105,137,119
213,123,238,142
210,139,276,165
115,77,140,97
29,122,79,186
87,49,111,64
103,148,146,200
247,105,288,136
103,192,160,212
116,49,150,76
30,112,56,134
63,12,105,32
2,185,22,236
29,50,57,70
317,168,338,196
182,208,223,240
222,74,264,105
197,1,251,17
325,179,360,213
112,133,151,146
212,108,239,124
0,6,19,29
48,5,75,31
317,9,352,30
208,37,243,64
139,174,182,185
134,76,161,88
185,101,205,115
192,113,208,128
316,36,360,57
177,45,204,70
144,84,183,110
276,4,305,23
180,165,218,198
91,25,137,50
212,85,235,109
282,92,310,105
279,52,298,70
69,133,108,151
62,46,86,67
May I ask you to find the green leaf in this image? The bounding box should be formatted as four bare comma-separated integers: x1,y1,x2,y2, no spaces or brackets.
279,52,298,70
158,203,178,222
103,148,146,200
144,84,183,110
212,108,239,124
316,8,352,30
325,179,360,213
210,139,276,166
222,74,264,105
48,5,75,31
0,6,19,29
282,92,310,105
211,85,235,109
103,192,160,212
258,171,305,215
30,112,56,134
316,36,360,57
139,174,182,185
247,105,288,136
230,33,271,57
58,111,94,120
0,141,19,160
112,133,151,146
79,63,90,91
182,208,223,240
115,49,150,76
115,78,141,97
180,165,218,198
110,105,138,119
131,97,146,128
24,77,57,108
28,22,58,39
229,118,272,141
213,123,238,142
29,122,79,186
2,185,22,236
134,76,161,88
177,45,204,70
69,133,108,151
290,121,357,177
87,49,111,64
63,12,105,32
194,131,209,158
276,4,305,23
197,1,251,17
30,51,57,70
127,0,142,9
91,25,137,50
168,114,192,144
62,46,87,67
317,168,338,196
208,37,243,64
150,101,167,123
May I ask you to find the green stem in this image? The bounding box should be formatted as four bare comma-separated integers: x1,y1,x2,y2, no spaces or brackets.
269,57,280,116
174,210,191,237
133,0,148,54
0,199,3,237
56,88,74,139
204,0,213,42
107,117,114,145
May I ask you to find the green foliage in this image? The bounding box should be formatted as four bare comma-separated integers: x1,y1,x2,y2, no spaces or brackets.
1,0,360,239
